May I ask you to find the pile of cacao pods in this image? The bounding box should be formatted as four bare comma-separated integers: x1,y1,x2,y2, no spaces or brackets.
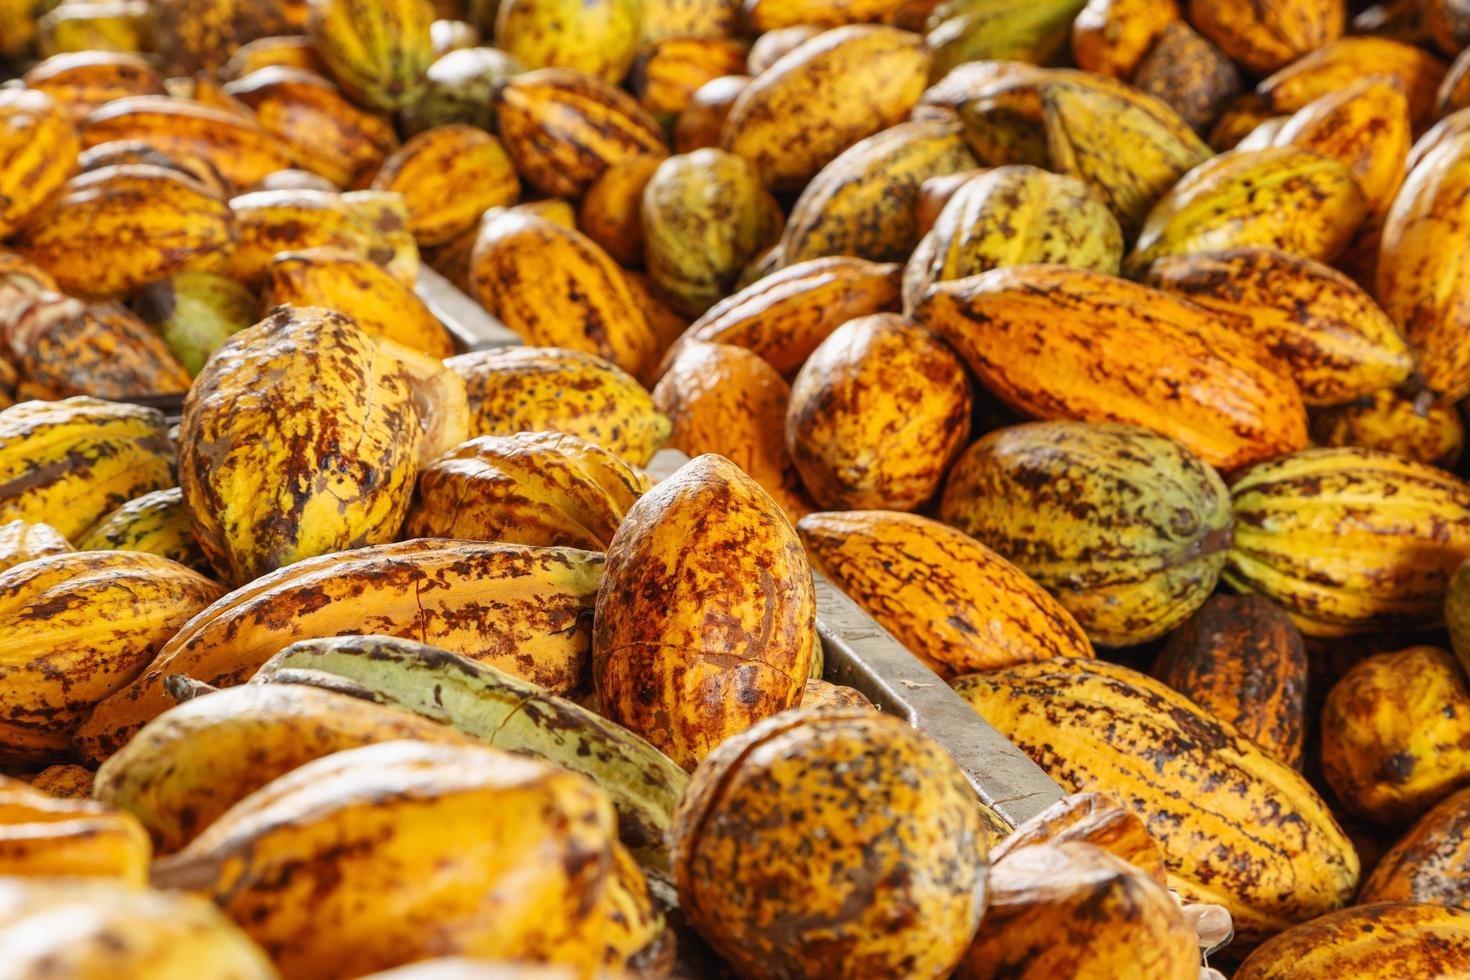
7,0,1470,976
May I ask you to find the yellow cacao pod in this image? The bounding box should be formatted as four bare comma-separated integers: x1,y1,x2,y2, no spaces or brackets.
1309,388,1464,470
75,486,209,573
0,774,151,884
494,0,641,82
20,50,165,123
1237,902,1470,978
0,89,79,241
0,520,73,574
1187,0,1344,76
309,0,436,110
371,124,519,246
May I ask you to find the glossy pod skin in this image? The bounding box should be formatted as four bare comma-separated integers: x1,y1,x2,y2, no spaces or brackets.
955,657,1360,945
1309,389,1465,470
76,486,210,573
0,774,151,883
1359,785,1470,907
21,51,167,121
1270,78,1409,217
0,90,79,240
0,520,72,574
1233,902,1470,980
308,0,435,111
916,265,1309,471
990,791,1168,884
673,708,988,979
798,509,1094,677
1226,448,1470,636
7,299,192,402
371,124,520,247
593,454,815,770
1258,36,1447,129
1186,0,1344,76
939,421,1231,647
1154,594,1307,768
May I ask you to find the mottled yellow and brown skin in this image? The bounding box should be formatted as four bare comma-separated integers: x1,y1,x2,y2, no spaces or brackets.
798,509,1094,676
1071,0,1180,79
94,684,477,854
1130,21,1242,134
1311,388,1464,469
721,25,929,191
0,397,176,541
593,454,815,769
939,421,1231,647
0,521,72,575
77,140,230,197
495,68,667,198
917,267,1308,471
1360,785,1470,906
152,741,640,977
1226,448,1470,635
76,487,209,573
10,300,192,402
1209,94,1279,151
308,0,434,110
780,118,977,267
673,74,750,153
224,189,395,287
263,247,454,357
36,3,151,57
223,66,400,188
902,164,1122,312
1235,901,1470,979
1187,0,1343,75
0,774,150,884
21,51,166,121
633,37,748,118
1142,247,1412,406
955,657,1360,945
407,431,648,550
26,763,94,800
1154,594,1307,768
19,165,236,301
641,149,783,317
785,314,970,510
640,0,739,44
923,0,1084,78
957,841,1198,980
0,878,277,977
1270,78,1409,215
991,791,1167,884
149,0,301,74
75,539,604,761
667,255,901,377
447,346,671,466
371,124,519,246
1322,646,1470,825
1126,146,1366,276
577,157,660,268
652,340,813,522
1260,36,1446,127
471,210,659,380
800,677,873,710
673,709,987,979
81,95,294,191
223,34,327,80
178,307,467,584
495,0,640,82
341,189,420,284
0,550,223,766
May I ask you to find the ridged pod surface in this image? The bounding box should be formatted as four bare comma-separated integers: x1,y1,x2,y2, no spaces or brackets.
955,841,1197,980
651,341,812,522
0,551,224,765
151,741,642,976
916,265,1308,471
447,347,670,466
1226,448,1470,636
1070,0,1180,78
179,307,467,584
1187,0,1344,75
222,66,400,188
954,657,1359,944
6,299,192,401
925,0,1087,77
1258,36,1446,128
75,539,604,760
494,0,640,82
471,210,658,380
940,421,1231,647
495,68,667,198
0,878,276,977
1361,786,1470,906
0,521,73,574
1321,646,1470,825
1234,902,1470,979
80,95,294,190
0,90,79,239
721,25,930,191
798,510,1093,676
1377,131,1470,401
902,164,1122,312
785,314,970,510
673,709,987,978
990,791,1167,884
308,0,435,110
1270,78,1408,217
779,118,978,267
94,683,477,853
262,247,454,357
76,487,209,573
406,432,649,550
19,165,236,300
22,51,167,121
1310,389,1465,470
1141,247,1412,406
371,125,519,246
0,397,175,541
669,256,901,377
0,775,150,883
641,149,783,317
225,189,394,287
1126,146,1367,276
593,454,815,769
1154,594,1307,768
